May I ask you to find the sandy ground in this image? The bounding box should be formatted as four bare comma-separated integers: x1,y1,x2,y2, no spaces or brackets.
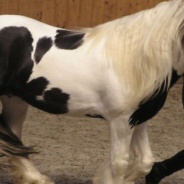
0,82,184,184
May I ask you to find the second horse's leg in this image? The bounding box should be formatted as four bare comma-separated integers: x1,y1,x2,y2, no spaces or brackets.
146,149,184,184
0,96,54,184
1,95,28,139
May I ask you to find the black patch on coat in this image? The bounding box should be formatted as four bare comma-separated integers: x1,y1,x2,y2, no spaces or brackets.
129,70,181,128
86,114,105,120
55,30,85,50
0,26,33,95
42,88,70,113
20,77,49,96
34,37,53,63
16,77,69,114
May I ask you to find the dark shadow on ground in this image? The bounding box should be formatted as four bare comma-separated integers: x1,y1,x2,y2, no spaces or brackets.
53,176,92,184
55,180,92,184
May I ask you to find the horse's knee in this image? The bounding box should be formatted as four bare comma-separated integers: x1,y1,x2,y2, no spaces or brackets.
137,157,155,175
111,158,129,177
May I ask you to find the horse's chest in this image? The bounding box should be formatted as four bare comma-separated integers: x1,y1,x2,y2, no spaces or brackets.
129,91,168,127
129,70,181,127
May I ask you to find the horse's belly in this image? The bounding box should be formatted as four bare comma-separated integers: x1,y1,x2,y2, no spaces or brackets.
18,59,104,116
21,83,103,116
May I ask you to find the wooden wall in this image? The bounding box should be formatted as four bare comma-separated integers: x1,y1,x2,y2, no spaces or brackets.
0,0,166,29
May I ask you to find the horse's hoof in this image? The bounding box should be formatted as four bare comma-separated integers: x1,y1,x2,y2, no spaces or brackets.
9,157,54,184
13,174,54,184
86,180,93,184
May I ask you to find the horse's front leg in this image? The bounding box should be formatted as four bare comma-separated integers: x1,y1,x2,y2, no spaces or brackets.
124,123,154,183
93,114,134,184
0,96,54,184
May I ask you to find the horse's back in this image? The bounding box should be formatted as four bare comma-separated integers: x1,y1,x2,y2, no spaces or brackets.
0,15,57,33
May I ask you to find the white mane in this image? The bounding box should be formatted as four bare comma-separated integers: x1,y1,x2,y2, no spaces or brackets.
81,0,184,106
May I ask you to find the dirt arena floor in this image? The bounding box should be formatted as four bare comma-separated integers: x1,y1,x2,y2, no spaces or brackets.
0,82,184,184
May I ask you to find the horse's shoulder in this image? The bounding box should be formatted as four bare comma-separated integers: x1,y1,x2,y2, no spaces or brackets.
0,26,34,88
129,70,181,127
55,29,85,50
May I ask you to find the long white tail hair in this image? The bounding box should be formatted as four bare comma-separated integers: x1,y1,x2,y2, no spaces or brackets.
81,0,184,107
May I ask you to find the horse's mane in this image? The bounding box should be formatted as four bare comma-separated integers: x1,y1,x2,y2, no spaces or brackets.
80,0,184,107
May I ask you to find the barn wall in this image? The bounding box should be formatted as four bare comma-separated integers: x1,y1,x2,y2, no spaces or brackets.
0,0,166,28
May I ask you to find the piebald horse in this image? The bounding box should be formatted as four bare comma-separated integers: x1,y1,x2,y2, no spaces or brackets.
0,0,184,184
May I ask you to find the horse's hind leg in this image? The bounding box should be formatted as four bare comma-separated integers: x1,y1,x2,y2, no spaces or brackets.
124,123,154,183
0,96,54,184
1,95,28,139
93,114,134,184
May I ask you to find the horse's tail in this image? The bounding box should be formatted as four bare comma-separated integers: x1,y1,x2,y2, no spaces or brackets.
0,115,37,168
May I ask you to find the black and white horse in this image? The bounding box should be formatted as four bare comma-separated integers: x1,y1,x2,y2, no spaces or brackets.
0,0,184,184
